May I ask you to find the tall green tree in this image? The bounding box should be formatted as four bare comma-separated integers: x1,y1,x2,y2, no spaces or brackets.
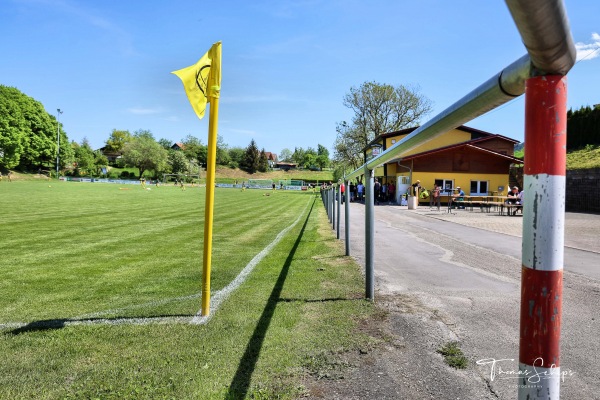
0,85,71,170
227,146,245,169
567,105,600,150
240,139,260,173
181,135,207,166
336,81,432,165
105,129,131,153
258,148,269,172
72,139,96,176
216,135,230,165
168,149,189,175
316,144,330,169
158,138,173,150
121,130,168,178
278,148,292,162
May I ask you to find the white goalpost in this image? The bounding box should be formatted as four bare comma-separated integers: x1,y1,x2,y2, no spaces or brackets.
162,173,201,184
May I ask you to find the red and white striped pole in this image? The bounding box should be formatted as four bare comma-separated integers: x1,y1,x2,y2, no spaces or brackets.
519,75,567,399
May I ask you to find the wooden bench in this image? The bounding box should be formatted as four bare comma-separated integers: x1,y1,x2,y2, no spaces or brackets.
502,203,523,216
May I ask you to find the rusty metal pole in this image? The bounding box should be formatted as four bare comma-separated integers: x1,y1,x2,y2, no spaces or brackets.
518,75,567,399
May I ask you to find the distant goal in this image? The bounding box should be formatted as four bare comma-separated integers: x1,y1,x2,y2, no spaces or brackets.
163,173,201,184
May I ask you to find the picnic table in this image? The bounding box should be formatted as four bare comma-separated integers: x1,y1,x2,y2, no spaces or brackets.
451,195,522,215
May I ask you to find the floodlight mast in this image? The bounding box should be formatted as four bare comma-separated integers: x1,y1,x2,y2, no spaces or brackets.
56,109,63,180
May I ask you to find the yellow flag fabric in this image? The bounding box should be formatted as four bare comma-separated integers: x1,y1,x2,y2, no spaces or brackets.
172,42,222,120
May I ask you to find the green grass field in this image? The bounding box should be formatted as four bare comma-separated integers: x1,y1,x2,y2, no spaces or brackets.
0,181,374,399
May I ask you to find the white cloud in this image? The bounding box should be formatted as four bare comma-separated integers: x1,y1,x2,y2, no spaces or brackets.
575,32,600,62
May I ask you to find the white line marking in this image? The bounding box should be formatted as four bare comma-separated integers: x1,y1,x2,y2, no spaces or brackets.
191,198,311,324
0,197,313,330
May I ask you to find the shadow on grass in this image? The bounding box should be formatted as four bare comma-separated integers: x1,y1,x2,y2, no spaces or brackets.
4,314,193,336
278,297,363,303
226,198,317,399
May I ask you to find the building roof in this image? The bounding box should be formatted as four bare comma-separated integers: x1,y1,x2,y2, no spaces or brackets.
264,152,278,161
364,124,519,151
394,141,523,164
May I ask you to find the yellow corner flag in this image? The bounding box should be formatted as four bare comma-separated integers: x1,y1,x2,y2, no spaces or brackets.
171,41,221,120
172,42,222,317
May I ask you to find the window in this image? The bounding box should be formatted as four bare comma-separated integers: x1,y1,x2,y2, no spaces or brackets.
435,179,454,195
470,180,488,196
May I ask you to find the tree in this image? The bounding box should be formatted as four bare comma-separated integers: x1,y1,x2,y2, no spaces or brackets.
121,130,168,178
0,89,26,168
216,135,230,165
168,149,189,175
333,121,364,171
227,146,245,169
181,135,207,166
105,129,131,153
240,139,260,173
0,85,71,171
72,139,96,176
337,81,432,165
94,150,109,176
279,148,292,162
258,148,269,172
158,138,173,150
291,147,306,166
316,144,330,169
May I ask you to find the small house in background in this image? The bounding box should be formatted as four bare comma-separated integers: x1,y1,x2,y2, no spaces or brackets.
264,152,278,168
361,125,522,201
171,142,186,151
275,162,297,171
98,146,122,164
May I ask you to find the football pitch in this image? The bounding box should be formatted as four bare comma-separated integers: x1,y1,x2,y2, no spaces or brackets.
0,181,373,399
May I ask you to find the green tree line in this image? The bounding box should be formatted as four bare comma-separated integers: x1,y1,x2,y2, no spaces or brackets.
1,85,331,178
567,104,600,150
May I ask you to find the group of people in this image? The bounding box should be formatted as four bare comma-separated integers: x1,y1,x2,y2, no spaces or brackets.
506,185,524,214
344,179,396,204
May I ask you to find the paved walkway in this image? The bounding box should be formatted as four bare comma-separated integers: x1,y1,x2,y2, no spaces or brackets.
396,205,599,253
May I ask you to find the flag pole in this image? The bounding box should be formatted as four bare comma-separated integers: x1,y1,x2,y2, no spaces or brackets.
201,93,220,316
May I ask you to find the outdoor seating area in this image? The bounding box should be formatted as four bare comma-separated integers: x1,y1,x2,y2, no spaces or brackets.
439,195,523,216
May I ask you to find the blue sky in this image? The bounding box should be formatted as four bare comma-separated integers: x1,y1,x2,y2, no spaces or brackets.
1,0,599,156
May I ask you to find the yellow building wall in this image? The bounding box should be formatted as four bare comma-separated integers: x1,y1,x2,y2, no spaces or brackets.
385,134,409,149
397,172,510,196
403,128,472,157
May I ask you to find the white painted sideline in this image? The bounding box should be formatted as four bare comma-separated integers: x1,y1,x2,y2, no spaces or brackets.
0,197,313,330
191,198,312,324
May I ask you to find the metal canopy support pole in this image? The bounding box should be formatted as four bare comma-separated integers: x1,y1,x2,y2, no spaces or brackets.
336,184,341,239
518,75,567,400
365,167,375,300
344,178,350,256
327,188,331,223
331,187,335,230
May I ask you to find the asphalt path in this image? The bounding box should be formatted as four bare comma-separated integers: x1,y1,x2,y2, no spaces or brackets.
334,202,599,399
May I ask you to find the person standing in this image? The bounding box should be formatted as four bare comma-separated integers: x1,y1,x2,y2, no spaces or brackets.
429,184,442,211
357,181,364,202
349,181,355,202
340,181,345,203
388,181,395,204
374,179,381,205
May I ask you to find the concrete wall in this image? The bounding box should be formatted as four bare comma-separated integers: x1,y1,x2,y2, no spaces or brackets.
566,168,600,213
